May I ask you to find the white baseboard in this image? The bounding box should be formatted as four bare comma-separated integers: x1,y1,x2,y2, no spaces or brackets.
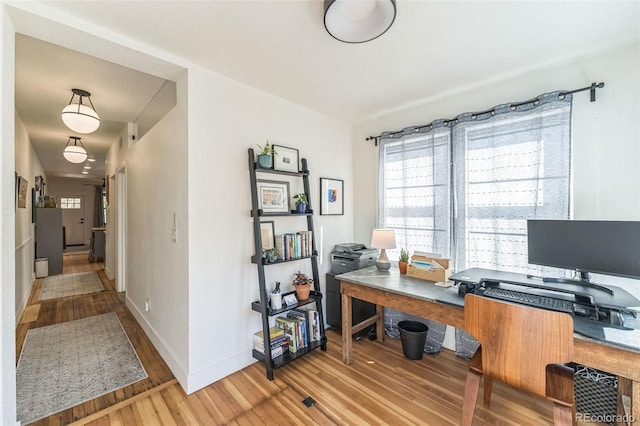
185,349,255,395
15,275,36,325
125,295,189,390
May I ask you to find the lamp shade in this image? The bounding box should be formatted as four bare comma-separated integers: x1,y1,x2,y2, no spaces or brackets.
63,136,88,164
61,88,100,134
324,0,396,43
370,229,396,249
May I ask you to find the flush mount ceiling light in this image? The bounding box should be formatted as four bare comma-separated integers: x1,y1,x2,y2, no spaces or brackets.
61,88,100,134
63,136,88,164
324,0,396,43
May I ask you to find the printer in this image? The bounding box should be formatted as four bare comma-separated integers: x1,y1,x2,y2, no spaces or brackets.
330,243,377,274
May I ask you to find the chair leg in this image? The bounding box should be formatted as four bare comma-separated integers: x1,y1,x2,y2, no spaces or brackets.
552,403,573,426
461,369,482,426
483,377,493,407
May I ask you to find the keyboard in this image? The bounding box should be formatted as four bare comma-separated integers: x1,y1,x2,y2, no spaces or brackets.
482,287,574,314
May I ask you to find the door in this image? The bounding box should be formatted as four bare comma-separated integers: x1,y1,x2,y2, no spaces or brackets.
60,196,85,245
116,168,127,292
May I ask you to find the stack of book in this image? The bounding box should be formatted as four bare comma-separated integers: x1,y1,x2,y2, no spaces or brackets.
253,326,289,359
274,307,321,354
274,231,313,260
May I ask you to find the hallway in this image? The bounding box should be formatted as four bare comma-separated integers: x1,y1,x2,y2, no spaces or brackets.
15,254,174,425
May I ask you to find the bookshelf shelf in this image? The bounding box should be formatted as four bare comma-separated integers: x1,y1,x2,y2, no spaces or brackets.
252,340,324,369
251,291,323,316
248,148,327,380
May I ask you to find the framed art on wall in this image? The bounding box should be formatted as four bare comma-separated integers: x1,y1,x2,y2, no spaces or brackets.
256,179,290,213
17,176,28,209
320,177,344,215
272,145,299,173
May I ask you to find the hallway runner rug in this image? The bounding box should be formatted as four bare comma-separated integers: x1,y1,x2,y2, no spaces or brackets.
16,312,148,424
39,271,104,300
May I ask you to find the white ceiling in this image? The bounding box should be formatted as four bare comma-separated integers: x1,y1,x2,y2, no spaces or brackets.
14,1,639,181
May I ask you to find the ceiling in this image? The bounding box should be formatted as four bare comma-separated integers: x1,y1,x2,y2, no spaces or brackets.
14,1,639,181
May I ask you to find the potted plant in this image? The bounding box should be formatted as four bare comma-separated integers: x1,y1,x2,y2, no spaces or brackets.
256,141,277,169
292,271,313,300
398,248,409,274
293,193,308,214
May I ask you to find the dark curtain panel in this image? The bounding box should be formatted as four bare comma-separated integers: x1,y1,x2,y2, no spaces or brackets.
93,185,105,227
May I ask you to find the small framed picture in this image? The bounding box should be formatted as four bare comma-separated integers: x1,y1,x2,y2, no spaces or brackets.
256,179,290,213
260,221,275,250
272,145,299,173
17,176,28,209
320,177,344,215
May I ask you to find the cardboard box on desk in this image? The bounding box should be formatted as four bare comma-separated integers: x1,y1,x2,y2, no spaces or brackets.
407,256,452,283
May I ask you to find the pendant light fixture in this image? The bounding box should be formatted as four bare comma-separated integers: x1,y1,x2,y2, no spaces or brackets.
61,88,100,134
63,136,88,163
323,0,396,43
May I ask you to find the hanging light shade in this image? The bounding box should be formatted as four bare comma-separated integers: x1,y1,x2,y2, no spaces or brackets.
61,88,100,134
324,0,396,43
63,136,88,163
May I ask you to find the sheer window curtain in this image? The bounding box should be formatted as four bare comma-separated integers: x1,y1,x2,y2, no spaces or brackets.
452,92,572,275
378,122,451,353
377,92,573,356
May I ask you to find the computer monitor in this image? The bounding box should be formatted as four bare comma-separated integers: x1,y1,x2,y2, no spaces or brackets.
527,220,640,280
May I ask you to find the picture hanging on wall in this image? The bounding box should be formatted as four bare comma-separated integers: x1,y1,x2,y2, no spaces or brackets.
17,176,28,209
320,177,344,215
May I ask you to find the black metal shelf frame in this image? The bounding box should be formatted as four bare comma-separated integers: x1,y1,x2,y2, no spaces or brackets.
248,148,327,380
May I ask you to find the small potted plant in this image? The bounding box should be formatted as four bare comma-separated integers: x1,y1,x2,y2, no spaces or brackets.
292,271,313,300
256,141,277,169
398,248,409,274
293,193,308,214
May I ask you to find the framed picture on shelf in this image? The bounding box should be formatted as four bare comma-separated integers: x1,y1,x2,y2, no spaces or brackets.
272,145,299,173
256,179,290,213
320,177,344,215
260,221,275,250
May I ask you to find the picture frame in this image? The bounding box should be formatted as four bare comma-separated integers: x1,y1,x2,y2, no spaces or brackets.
272,145,299,173
320,177,344,215
260,221,275,251
256,179,290,213
17,176,28,209
31,188,36,223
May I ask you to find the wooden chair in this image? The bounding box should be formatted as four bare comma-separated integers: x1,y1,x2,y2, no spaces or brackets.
461,293,575,425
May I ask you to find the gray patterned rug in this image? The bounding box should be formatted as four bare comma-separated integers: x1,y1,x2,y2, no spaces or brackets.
40,271,104,300
16,312,148,424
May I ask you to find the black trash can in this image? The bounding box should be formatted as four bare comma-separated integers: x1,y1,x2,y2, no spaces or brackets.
398,320,429,360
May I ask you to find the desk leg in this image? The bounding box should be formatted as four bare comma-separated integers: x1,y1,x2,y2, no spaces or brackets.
342,292,353,365
617,377,640,425
376,304,384,343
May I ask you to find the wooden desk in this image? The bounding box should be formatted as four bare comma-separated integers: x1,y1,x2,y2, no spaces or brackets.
339,266,640,423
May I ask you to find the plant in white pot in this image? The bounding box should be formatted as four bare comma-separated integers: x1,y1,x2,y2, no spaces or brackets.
256,141,277,169
293,193,308,214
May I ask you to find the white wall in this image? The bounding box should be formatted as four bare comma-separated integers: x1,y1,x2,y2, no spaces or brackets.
0,4,17,424
353,42,640,347
14,114,46,323
187,65,352,392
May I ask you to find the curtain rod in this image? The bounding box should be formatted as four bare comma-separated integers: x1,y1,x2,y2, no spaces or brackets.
366,82,604,146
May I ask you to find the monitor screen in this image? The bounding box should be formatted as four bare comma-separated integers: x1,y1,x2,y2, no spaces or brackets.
527,220,640,280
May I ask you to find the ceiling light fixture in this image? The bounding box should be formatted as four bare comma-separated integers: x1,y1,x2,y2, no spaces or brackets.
63,136,88,164
61,88,100,134
82,170,89,175
87,157,96,162
323,0,396,43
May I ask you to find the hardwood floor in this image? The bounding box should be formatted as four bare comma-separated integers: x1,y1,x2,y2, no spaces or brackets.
17,255,562,425
16,255,174,425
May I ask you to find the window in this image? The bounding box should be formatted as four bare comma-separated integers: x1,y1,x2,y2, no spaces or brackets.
379,93,572,275
60,197,82,209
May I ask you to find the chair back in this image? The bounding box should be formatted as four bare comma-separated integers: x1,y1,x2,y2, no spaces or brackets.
464,293,574,397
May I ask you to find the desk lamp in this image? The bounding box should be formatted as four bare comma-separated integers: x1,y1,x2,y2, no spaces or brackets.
370,229,396,271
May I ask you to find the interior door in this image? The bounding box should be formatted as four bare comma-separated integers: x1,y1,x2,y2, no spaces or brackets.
61,196,86,245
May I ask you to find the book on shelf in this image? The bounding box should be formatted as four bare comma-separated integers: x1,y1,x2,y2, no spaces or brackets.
287,310,308,348
275,316,299,353
274,231,313,261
